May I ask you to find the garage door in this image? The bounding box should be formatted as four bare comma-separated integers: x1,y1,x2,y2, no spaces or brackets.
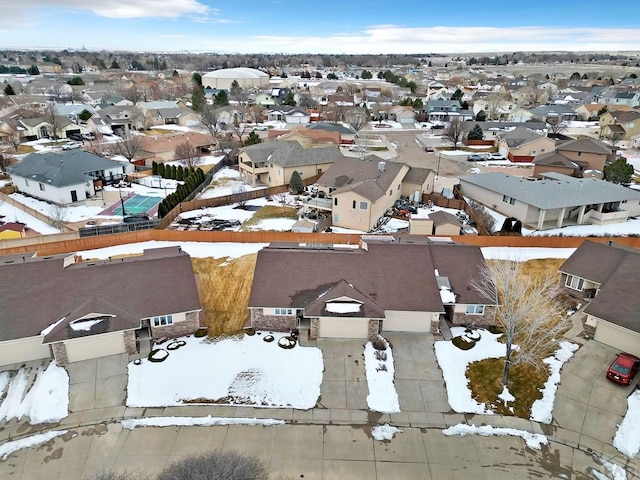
595,321,640,357
0,336,51,367
383,311,431,332
65,332,127,363
319,317,369,338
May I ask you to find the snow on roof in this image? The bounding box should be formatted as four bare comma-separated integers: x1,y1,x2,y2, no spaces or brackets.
326,302,361,314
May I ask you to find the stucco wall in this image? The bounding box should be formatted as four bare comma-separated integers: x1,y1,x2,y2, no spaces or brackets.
0,336,52,367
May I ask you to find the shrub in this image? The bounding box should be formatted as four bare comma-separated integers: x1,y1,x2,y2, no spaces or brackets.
277,335,296,349
194,328,208,338
374,350,387,361
92,471,146,480
452,336,476,350
244,327,256,336
156,451,267,480
263,335,274,342
372,335,387,351
376,363,387,372
148,348,169,362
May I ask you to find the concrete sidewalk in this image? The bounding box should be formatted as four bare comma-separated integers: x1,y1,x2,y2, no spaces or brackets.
1,334,639,479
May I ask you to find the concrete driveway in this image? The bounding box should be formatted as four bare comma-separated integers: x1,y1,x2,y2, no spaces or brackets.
1,335,640,479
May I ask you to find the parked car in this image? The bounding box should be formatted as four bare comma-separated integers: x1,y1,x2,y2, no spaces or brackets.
397,204,418,214
424,146,435,153
606,352,640,385
82,132,95,140
62,141,82,150
68,133,84,141
467,154,484,162
488,152,506,160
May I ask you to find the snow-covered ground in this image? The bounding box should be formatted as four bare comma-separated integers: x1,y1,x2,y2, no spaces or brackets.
614,390,640,458
371,424,402,441
364,338,400,413
0,430,68,460
0,199,60,234
244,218,297,232
122,416,284,429
9,193,106,223
442,424,548,450
127,333,323,409
197,167,264,200
434,327,576,422
0,361,69,424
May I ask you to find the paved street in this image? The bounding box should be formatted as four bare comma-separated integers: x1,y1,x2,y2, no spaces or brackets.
0,334,639,479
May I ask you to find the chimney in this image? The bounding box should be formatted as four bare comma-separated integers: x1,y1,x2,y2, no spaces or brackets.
377,161,385,172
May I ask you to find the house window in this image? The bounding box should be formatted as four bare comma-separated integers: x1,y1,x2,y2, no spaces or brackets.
39,183,45,191
389,189,393,196
334,197,338,206
274,308,293,315
531,150,537,156
502,195,515,205
153,314,173,327
352,200,356,209
360,201,368,210
397,184,401,191
465,305,485,315
565,275,584,291
333,214,339,223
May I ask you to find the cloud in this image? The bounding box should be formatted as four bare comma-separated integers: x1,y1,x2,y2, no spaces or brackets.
202,25,640,54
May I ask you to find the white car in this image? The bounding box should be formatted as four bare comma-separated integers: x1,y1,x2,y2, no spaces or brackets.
62,141,82,150
253,125,268,131
488,152,506,160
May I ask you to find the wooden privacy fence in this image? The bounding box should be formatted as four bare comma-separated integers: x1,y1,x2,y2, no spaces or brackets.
2,228,640,257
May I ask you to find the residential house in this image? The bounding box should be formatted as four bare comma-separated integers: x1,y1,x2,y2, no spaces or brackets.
496,126,556,162
574,103,608,121
603,92,640,109
529,104,578,124
0,118,19,146
425,99,464,122
306,122,357,144
255,93,276,107
472,95,517,121
559,241,640,355
461,122,547,145
534,137,613,179
306,156,433,231
9,150,132,204
144,107,200,127
18,116,81,140
88,105,144,135
599,109,640,141
459,172,640,230
267,107,311,125
54,104,97,124
137,132,215,165
387,105,417,124
248,237,496,340
238,140,342,187
0,246,202,367
0,222,27,240
268,126,341,147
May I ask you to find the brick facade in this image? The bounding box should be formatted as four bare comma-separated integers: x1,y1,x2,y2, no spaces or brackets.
310,318,319,339
150,311,200,339
51,342,68,365
453,305,498,328
367,319,380,340
251,308,297,332
123,330,137,354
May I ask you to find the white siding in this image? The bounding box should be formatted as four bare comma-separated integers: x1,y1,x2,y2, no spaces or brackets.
65,331,127,363
0,336,51,367
318,317,368,338
383,310,436,332
11,176,91,205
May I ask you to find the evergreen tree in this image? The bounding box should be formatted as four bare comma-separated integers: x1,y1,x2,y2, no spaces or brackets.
4,84,15,95
214,90,229,107
176,165,184,181
152,161,158,176
78,109,93,122
244,131,262,146
110,59,120,69
604,157,634,185
468,124,484,141
157,162,166,178
289,170,304,194
192,84,205,112
28,65,39,75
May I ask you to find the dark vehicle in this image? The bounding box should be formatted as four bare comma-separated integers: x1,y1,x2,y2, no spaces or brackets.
424,146,435,153
606,353,640,385
68,133,84,141
467,154,484,162
397,204,418,214
123,214,151,223
431,124,445,130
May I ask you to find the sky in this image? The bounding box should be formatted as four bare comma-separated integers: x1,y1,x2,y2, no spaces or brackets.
1,0,640,54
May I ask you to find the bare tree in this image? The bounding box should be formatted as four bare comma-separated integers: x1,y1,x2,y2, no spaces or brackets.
174,140,203,168
345,110,368,133
48,204,68,230
231,183,248,207
156,451,267,480
112,134,144,163
471,260,571,387
484,94,507,121
200,105,223,141
547,119,567,138
0,153,15,174
444,117,464,148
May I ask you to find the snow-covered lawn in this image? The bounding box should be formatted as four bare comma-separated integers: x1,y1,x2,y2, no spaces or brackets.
0,361,69,424
442,424,548,450
197,167,264,200
127,333,323,409
0,199,60,234
77,240,268,261
614,390,640,458
9,193,105,223
244,218,297,232
122,416,284,429
434,327,576,422
364,338,400,413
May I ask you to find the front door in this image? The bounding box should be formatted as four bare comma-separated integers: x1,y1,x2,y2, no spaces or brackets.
70,190,78,202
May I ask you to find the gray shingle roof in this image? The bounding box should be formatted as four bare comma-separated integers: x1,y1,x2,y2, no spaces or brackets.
240,141,342,168
556,137,612,155
9,151,127,188
460,172,640,210
533,151,579,168
502,126,547,147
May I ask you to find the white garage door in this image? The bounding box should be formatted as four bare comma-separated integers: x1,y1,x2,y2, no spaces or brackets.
595,322,640,357
319,317,369,338
0,336,51,367
383,311,431,332
65,332,127,363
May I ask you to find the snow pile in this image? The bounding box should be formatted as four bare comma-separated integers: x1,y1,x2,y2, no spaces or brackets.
442,424,548,450
591,458,628,480
122,415,284,429
0,430,68,460
245,218,297,232
127,333,323,409
530,341,579,424
40,316,66,336
434,327,506,414
371,424,402,441
0,362,69,424
69,319,105,332
363,338,400,413
325,302,361,314
498,385,515,409
614,390,640,458
439,286,456,304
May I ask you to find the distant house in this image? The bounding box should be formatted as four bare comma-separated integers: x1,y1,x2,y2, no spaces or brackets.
306,156,434,232
18,116,80,140
248,237,496,340
145,107,200,127
461,121,547,145
459,172,640,230
559,241,640,356
9,151,132,204
496,126,555,162
137,132,215,165
268,126,341,147
603,92,640,109
88,105,144,135
0,222,27,240
574,103,607,121
267,107,311,124
599,109,640,141
533,137,614,179
0,247,202,367
528,104,578,123
238,140,342,187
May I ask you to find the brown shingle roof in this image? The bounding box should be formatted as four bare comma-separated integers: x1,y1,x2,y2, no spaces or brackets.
0,246,201,342
556,137,613,155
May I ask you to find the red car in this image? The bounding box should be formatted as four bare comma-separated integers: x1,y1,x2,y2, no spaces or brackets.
606,353,640,385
